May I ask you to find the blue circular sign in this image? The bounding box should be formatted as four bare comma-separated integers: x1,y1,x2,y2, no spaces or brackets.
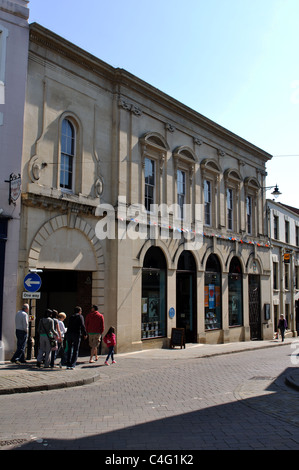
169,307,175,319
24,273,42,292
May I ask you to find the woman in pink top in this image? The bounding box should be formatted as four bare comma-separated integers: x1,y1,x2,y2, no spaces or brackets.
103,326,116,365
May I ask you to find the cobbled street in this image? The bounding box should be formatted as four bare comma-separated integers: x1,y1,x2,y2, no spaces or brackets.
0,343,298,451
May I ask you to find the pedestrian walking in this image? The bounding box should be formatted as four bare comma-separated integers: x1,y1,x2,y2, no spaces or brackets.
278,314,288,342
50,310,62,368
36,309,58,368
103,326,116,365
85,305,104,363
57,312,67,367
65,306,87,369
11,304,29,364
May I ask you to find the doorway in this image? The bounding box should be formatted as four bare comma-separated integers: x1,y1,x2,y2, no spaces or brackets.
176,251,197,342
35,269,92,353
248,274,261,340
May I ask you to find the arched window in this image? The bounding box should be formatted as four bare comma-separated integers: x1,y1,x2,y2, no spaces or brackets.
60,118,75,191
228,257,243,326
205,254,222,330
142,247,167,339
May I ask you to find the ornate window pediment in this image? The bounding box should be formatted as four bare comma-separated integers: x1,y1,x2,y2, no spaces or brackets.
140,132,169,154
200,158,221,176
244,176,260,193
224,168,242,184
173,146,196,183
173,146,196,164
140,132,169,174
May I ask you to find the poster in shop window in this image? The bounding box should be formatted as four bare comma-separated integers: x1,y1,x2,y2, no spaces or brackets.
209,284,215,308
148,296,159,320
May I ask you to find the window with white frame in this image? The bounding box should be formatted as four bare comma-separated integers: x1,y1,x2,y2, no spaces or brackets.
244,177,259,236
177,169,186,219
201,159,221,229
273,214,279,240
140,132,168,212
144,157,155,212
273,261,278,289
173,146,195,222
285,262,290,290
227,188,233,230
285,220,290,244
246,196,252,235
224,169,241,233
204,180,212,226
60,118,75,191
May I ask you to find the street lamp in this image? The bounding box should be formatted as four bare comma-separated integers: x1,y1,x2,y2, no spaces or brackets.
264,184,282,199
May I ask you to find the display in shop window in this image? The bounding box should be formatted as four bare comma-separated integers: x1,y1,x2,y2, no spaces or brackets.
204,283,221,330
141,296,161,338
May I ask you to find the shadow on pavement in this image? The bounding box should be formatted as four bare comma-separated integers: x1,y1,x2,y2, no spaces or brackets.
14,368,299,451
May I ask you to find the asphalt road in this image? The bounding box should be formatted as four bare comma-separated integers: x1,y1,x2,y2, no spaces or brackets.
0,344,298,452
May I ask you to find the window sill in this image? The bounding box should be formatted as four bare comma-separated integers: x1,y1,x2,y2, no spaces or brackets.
142,336,165,340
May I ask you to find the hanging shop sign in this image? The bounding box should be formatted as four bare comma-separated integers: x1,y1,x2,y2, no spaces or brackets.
284,253,291,264
5,173,21,205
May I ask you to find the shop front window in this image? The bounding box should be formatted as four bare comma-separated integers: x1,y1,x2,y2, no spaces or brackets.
142,247,166,339
228,257,243,326
205,254,221,330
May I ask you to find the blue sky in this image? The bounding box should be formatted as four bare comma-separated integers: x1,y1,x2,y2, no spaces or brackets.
28,0,299,208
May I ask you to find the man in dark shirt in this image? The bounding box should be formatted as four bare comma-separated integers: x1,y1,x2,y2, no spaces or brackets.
65,306,87,369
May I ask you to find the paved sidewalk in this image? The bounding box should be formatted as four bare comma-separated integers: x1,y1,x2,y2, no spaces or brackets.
0,337,298,395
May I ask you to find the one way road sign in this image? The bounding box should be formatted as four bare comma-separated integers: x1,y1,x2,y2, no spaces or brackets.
24,273,42,293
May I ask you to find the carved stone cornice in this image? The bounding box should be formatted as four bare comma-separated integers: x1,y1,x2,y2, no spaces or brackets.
0,1,29,20
22,191,98,216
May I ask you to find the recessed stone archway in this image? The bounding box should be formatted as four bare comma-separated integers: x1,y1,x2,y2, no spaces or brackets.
27,214,105,312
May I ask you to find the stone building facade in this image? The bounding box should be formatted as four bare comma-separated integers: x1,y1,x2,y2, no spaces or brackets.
12,23,275,355
267,200,299,336
0,0,29,357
